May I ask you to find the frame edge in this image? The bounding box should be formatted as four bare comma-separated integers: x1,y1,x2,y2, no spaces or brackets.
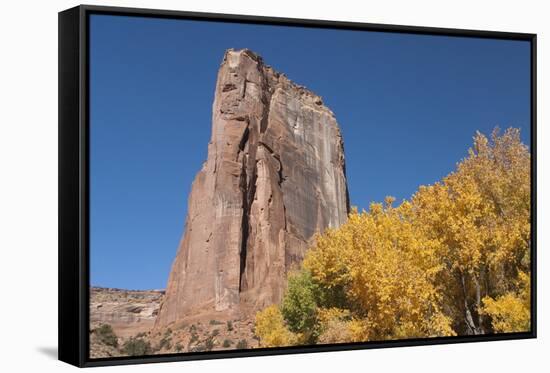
58,5,85,368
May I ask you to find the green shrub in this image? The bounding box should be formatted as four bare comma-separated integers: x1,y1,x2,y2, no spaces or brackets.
209,319,223,325
227,320,234,331
95,324,118,347
205,336,215,351
189,332,199,344
122,337,152,356
175,343,183,352
236,339,248,349
279,269,349,343
212,329,220,336
222,339,232,347
280,270,320,336
190,344,206,352
158,336,172,350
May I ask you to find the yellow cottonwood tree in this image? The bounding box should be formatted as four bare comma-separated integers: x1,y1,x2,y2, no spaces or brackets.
254,127,531,346
304,199,455,341
255,305,299,347
481,271,530,333
412,128,530,334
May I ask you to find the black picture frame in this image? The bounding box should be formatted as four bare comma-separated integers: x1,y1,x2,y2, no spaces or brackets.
58,4,537,368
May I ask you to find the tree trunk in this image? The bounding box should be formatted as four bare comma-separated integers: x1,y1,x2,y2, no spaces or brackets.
460,272,481,335
473,273,485,334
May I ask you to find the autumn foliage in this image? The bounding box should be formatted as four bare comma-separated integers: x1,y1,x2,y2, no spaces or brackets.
255,128,531,345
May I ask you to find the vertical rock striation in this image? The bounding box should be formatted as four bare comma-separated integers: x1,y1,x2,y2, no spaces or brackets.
155,49,350,328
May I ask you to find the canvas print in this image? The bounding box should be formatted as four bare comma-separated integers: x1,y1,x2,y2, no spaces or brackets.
88,14,532,358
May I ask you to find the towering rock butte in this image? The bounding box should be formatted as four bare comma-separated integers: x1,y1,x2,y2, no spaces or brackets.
155,49,350,328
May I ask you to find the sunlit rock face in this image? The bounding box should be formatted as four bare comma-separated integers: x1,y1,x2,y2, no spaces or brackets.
155,49,349,328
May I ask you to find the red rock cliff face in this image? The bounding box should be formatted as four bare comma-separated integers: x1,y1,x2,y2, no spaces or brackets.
155,49,349,327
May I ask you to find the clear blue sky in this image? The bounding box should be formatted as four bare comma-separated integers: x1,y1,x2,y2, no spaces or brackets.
89,14,531,290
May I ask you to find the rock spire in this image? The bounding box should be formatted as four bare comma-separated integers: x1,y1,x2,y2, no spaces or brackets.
155,49,349,327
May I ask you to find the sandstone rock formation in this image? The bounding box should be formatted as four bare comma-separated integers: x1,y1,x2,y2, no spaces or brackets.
90,287,163,338
90,287,165,358
155,49,349,328
90,287,163,358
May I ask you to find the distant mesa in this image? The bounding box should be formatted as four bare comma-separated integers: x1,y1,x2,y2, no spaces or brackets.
155,48,350,328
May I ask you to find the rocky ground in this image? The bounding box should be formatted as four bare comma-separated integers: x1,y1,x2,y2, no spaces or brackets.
90,287,259,358
146,317,259,355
